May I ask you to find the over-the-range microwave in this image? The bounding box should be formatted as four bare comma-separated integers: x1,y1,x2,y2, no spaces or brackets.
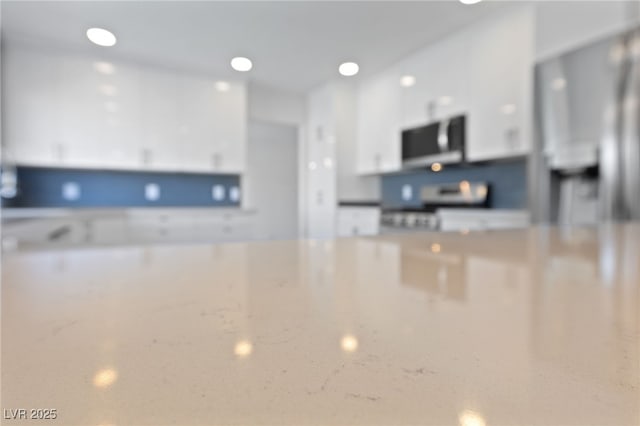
401,115,466,168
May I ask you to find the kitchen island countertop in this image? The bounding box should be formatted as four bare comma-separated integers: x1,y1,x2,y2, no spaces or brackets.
2,224,638,425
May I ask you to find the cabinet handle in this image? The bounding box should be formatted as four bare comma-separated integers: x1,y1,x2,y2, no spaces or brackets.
505,127,520,150
437,119,451,151
141,148,152,166
426,101,437,121
54,143,65,162
374,153,381,170
212,153,223,169
316,191,323,205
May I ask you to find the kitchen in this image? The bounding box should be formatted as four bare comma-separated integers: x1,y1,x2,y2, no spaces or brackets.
1,1,639,425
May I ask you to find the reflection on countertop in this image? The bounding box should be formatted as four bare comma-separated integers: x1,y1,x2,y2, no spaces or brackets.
2,224,639,425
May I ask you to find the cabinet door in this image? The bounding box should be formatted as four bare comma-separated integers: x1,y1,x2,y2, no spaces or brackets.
3,47,60,166
179,76,219,172
399,33,469,130
467,8,533,162
95,62,142,169
356,69,401,174
140,70,181,171
58,54,106,168
211,82,247,173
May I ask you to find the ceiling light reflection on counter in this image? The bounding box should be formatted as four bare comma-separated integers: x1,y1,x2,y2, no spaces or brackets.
459,410,486,426
93,368,118,388
340,335,358,352
231,57,252,72
431,243,441,253
400,75,416,87
86,28,117,47
338,62,359,77
234,340,253,358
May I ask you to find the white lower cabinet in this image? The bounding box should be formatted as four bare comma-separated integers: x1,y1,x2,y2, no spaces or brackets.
2,210,257,248
337,207,381,237
437,209,530,232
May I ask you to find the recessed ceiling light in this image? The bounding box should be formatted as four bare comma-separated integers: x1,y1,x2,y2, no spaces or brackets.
231,57,252,72
459,0,483,4
86,28,117,47
400,75,416,87
339,62,359,77
431,163,442,172
214,81,231,92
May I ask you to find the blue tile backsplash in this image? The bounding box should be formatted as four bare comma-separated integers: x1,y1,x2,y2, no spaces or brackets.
5,167,241,208
381,159,527,209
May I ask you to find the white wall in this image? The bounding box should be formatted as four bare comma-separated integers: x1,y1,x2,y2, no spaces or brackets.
245,120,298,240
535,0,640,61
248,82,306,126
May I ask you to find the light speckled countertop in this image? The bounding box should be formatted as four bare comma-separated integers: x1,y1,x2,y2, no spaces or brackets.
2,224,638,425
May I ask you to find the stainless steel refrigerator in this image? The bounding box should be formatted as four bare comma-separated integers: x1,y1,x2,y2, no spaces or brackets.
533,27,640,225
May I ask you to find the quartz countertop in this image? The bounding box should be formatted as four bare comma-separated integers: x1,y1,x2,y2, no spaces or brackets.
2,224,638,425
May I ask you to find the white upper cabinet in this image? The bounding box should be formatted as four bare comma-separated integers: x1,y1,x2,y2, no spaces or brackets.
58,55,142,169
140,69,181,171
208,81,247,174
466,6,534,162
3,45,247,174
356,68,402,175
399,31,470,130
3,47,60,166
354,6,535,171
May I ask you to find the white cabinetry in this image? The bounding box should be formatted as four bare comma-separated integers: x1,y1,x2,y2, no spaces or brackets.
3,48,60,166
399,32,470,130
58,54,143,169
306,85,337,239
3,44,247,174
140,70,180,170
337,207,380,237
466,7,534,162
353,6,535,170
437,209,530,232
356,68,402,174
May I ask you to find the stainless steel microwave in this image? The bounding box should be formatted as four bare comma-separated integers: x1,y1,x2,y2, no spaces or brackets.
401,115,466,168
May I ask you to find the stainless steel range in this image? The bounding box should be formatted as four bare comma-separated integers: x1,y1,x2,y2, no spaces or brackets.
381,181,491,232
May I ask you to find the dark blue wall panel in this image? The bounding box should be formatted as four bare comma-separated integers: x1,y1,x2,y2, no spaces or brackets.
381,159,527,209
5,167,241,208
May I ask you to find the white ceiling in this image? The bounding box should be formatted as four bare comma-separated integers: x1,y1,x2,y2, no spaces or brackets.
1,1,506,93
